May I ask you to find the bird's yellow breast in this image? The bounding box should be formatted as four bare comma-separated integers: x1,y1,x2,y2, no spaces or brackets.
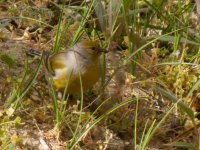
51,58,100,94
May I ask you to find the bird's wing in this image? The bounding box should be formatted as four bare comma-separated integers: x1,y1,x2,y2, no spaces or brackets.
49,52,68,70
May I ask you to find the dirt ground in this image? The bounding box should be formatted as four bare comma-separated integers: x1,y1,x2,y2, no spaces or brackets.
0,1,200,150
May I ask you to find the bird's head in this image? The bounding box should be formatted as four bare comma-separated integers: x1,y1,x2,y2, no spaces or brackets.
80,40,107,58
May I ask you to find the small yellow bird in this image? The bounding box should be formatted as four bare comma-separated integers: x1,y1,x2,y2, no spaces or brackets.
42,40,106,94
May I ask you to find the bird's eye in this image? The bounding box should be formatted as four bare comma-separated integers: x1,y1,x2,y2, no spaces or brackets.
91,47,96,50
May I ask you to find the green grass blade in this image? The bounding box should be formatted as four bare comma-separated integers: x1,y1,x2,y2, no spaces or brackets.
186,78,200,100
94,0,107,32
155,86,194,122
154,35,200,46
9,55,43,110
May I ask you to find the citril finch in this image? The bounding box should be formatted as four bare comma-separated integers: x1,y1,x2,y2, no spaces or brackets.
42,40,106,94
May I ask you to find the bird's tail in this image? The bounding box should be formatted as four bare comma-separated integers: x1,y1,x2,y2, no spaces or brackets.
26,48,42,57
26,49,55,75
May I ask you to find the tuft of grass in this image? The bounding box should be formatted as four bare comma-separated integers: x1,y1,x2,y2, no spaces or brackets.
69,98,136,149
6,56,43,110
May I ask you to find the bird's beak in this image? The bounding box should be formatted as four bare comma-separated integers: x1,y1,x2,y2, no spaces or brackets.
99,48,109,53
